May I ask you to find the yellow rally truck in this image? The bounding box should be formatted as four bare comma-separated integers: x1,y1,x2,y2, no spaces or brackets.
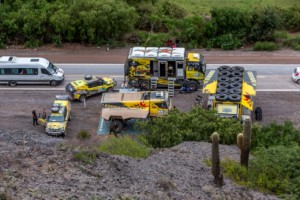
44,95,71,137
100,89,172,133
202,66,256,122
65,75,117,102
124,47,206,91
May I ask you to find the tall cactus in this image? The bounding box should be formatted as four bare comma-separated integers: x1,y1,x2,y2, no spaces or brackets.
211,132,224,187
237,118,252,167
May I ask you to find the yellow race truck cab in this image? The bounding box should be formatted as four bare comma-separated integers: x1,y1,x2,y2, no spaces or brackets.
45,95,71,137
125,47,206,91
65,75,116,102
203,66,256,122
100,90,172,133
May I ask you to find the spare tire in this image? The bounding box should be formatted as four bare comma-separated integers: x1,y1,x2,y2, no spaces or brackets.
230,82,242,89
84,75,93,80
231,71,243,77
218,65,231,71
218,71,231,77
232,66,244,72
217,87,229,94
217,81,229,88
229,87,242,94
218,76,230,82
230,77,242,83
228,94,241,102
111,120,124,133
216,94,228,101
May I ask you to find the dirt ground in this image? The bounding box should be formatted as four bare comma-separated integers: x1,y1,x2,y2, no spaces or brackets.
0,45,299,199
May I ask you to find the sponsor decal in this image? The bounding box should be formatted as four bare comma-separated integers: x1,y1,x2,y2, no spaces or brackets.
243,92,253,108
204,70,215,84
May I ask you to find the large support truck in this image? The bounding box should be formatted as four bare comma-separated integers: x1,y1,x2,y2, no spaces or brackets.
100,89,172,133
124,47,206,91
202,66,257,122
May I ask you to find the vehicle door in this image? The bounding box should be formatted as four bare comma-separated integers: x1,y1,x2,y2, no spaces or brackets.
95,79,107,93
40,68,52,83
176,61,184,79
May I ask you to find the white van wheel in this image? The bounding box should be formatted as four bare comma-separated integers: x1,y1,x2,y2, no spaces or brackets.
50,80,58,86
9,80,17,87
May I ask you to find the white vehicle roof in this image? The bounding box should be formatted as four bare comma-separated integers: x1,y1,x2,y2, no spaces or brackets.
0,56,50,68
128,47,185,60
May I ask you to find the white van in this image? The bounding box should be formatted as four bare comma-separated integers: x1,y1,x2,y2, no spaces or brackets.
0,56,64,87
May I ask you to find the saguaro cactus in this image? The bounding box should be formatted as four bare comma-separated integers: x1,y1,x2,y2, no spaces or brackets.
237,118,252,167
211,132,224,187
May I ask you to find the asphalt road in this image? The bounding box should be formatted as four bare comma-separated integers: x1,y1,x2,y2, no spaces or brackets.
0,63,300,91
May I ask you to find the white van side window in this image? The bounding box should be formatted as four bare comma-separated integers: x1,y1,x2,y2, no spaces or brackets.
26,68,38,75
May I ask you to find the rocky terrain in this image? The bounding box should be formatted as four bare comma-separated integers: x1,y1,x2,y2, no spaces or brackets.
0,128,280,200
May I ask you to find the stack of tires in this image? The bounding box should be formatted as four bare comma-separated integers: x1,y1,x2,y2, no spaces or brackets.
215,66,243,102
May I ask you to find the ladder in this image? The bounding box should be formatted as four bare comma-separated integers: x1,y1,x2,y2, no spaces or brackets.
150,77,158,90
168,78,176,97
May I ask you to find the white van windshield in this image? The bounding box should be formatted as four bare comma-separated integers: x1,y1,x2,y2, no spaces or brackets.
47,63,58,74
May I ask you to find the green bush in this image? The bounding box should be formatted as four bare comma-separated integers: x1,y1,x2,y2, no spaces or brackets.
253,41,277,51
98,136,151,158
251,121,300,150
222,146,300,199
214,34,242,50
274,30,289,39
73,150,97,164
77,130,91,140
136,107,242,148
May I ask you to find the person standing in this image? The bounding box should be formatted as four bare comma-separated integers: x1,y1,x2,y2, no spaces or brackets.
32,108,38,126
42,108,47,119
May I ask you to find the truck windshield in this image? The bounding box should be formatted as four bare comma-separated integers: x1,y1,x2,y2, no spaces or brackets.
47,63,58,74
48,115,64,122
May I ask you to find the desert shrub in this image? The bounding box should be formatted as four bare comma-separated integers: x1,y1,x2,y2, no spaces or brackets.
251,121,300,149
253,41,277,51
222,146,300,199
136,107,242,148
73,149,97,164
98,136,151,158
77,130,91,140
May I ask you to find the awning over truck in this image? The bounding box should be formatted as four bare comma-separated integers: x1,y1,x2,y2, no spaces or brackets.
101,108,149,120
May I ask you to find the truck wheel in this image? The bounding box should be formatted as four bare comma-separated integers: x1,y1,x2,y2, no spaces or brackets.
232,66,244,72
216,94,228,101
217,81,229,88
62,131,66,138
217,87,229,94
9,80,17,87
230,82,242,89
50,80,58,86
140,80,150,90
79,95,87,102
218,65,231,71
230,77,242,83
111,120,124,133
188,80,198,91
228,94,241,102
229,87,242,94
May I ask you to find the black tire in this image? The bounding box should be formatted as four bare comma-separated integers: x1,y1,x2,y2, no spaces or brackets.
230,77,242,83
218,65,231,71
217,81,230,88
140,80,150,90
231,71,243,77
107,87,114,92
229,87,242,94
188,80,198,91
61,131,66,138
217,87,229,94
8,80,17,87
216,94,228,101
112,120,124,133
68,112,71,121
50,80,58,86
230,82,242,89
218,71,231,77
218,76,230,82
228,94,241,102
232,66,244,72
79,95,87,102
